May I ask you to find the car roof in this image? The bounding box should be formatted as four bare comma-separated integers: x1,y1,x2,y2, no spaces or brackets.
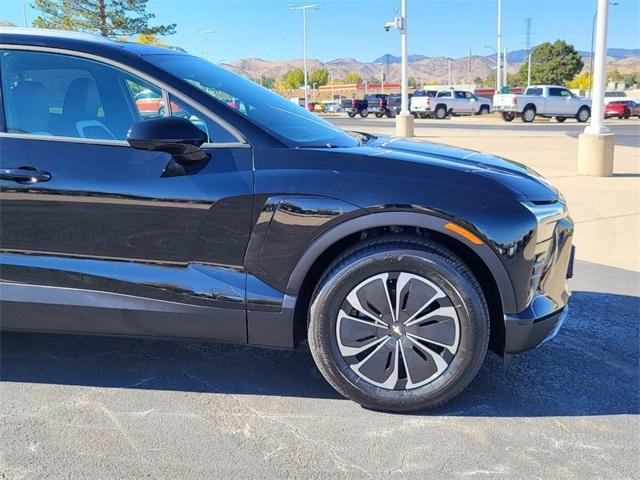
0,27,184,57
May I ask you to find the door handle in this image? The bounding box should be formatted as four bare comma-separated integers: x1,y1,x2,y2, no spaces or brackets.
0,167,51,183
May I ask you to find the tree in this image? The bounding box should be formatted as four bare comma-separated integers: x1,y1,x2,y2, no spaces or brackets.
516,40,583,85
309,68,329,87
0,20,18,27
280,69,304,89
33,0,176,37
259,75,276,89
344,71,362,84
567,72,591,89
473,76,484,85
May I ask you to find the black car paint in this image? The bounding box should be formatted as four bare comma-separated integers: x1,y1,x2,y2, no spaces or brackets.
0,31,573,355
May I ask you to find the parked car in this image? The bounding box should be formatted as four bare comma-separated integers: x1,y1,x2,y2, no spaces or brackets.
322,101,343,113
409,89,438,118
0,29,575,412
493,85,591,123
386,94,403,117
341,98,369,117
604,100,640,119
364,94,390,118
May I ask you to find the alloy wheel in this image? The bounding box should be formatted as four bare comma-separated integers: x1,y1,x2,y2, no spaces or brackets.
336,272,460,390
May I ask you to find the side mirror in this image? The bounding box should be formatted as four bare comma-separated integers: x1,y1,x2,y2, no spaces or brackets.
127,116,210,164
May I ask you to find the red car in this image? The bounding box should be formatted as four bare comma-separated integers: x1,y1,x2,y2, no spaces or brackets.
604,100,640,119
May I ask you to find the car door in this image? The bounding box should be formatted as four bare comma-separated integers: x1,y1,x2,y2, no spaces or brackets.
0,48,253,342
546,87,566,115
557,88,577,115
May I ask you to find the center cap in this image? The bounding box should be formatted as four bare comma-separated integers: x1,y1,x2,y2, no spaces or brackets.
390,323,404,337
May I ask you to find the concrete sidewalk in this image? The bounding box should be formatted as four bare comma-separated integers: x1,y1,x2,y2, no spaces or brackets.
336,116,640,272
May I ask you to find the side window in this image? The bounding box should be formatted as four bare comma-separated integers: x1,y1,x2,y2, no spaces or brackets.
549,88,562,97
437,91,450,98
526,88,543,96
559,89,572,98
0,49,159,140
168,94,237,143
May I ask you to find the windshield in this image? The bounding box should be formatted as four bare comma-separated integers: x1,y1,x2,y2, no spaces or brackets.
145,54,357,148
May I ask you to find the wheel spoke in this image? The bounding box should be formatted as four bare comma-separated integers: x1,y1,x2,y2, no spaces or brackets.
352,337,400,388
346,274,392,326
394,273,446,325
405,336,449,382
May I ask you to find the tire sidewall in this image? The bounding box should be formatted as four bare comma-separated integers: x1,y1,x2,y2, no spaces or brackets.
309,248,488,411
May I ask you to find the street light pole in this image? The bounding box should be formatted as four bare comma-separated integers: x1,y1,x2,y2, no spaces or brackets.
578,0,614,177
496,0,502,92
194,29,216,61
290,4,319,109
589,2,618,98
385,0,413,136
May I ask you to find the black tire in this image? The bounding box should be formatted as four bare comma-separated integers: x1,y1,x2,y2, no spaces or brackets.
522,105,536,123
348,112,356,118
576,106,590,123
478,105,490,115
501,112,515,122
419,112,428,119
434,105,447,120
555,116,566,123
375,112,384,118
308,236,490,412
624,110,630,119
360,109,369,118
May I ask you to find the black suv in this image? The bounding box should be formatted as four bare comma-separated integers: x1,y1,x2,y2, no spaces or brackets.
364,94,389,118
0,29,574,412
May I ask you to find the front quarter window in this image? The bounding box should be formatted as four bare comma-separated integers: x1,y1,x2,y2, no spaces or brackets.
145,54,357,148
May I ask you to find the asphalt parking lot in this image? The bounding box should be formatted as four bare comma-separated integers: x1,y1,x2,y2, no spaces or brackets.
1,116,639,479
1,260,638,479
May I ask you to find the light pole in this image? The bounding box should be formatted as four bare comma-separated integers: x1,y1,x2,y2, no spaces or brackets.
194,29,216,61
21,0,28,27
290,4,319,109
503,47,508,87
385,0,413,137
578,0,614,177
496,0,502,93
589,1,618,97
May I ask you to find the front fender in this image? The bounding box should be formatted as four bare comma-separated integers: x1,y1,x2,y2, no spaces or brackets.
246,201,517,315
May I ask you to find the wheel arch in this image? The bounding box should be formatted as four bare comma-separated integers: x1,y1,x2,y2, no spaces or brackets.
287,212,515,351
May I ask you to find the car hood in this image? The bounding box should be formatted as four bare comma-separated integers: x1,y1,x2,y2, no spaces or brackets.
359,136,560,202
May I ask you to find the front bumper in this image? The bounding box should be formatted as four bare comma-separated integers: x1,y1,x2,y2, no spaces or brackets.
503,201,575,354
504,305,569,354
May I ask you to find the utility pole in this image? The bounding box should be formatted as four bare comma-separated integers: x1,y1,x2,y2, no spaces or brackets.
194,29,216,61
289,4,319,109
503,47,508,87
496,0,502,92
578,0,614,177
527,52,532,86
448,59,452,88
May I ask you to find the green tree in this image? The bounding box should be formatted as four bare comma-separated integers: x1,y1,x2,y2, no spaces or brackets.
344,71,362,84
0,20,18,27
309,68,329,87
33,0,176,37
516,40,583,85
473,76,484,85
280,69,304,89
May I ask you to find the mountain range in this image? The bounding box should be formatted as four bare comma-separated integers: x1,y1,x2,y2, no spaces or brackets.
225,48,640,84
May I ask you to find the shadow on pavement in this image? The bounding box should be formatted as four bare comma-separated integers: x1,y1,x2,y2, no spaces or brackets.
1,290,638,417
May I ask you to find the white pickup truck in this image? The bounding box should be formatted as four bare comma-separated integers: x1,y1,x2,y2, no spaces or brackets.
493,85,591,123
411,89,492,119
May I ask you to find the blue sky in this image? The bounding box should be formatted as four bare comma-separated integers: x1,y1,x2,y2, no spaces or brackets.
2,0,639,62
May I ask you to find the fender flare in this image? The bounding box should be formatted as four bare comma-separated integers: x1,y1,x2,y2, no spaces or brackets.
285,211,517,314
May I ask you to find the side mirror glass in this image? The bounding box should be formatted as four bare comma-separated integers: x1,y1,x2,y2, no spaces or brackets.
127,116,210,164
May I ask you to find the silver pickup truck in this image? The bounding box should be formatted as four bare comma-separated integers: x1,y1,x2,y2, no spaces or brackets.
493,85,591,123
411,89,492,119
